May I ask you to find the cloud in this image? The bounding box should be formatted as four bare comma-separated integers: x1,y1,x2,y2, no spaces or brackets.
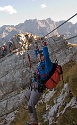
41,4,46,9
0,5,17,14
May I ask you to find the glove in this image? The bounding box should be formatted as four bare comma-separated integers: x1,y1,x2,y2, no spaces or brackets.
35,45,38,50
42,41,47,46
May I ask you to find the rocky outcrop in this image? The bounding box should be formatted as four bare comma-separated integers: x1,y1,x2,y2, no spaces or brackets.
40,83,77,125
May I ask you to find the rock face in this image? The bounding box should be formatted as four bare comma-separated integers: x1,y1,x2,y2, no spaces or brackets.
47,36,77,65
0,34,77,125
41,83,77,125
0,49,36,124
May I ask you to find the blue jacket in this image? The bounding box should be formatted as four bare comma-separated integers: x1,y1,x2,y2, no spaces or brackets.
34,46,53,82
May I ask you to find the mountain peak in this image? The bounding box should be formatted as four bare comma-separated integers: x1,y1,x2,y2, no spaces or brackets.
0,18,77,45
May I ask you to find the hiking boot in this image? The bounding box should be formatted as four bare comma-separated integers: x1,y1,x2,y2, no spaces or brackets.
26,121,38,125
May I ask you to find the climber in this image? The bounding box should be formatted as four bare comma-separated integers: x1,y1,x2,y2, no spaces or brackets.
7,40,13,53
25,40,53,125
1,44,7,57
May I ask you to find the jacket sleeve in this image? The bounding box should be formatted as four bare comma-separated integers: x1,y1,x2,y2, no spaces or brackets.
43,46,53,74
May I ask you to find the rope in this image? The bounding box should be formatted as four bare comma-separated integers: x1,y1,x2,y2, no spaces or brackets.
47,34,77,43
27,53,32,69
64,35,77,41
44,13,77,37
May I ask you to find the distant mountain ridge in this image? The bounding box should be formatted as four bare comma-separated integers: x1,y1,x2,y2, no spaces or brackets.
0,18,77,45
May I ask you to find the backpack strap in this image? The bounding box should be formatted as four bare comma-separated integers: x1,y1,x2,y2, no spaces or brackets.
50,77,58,84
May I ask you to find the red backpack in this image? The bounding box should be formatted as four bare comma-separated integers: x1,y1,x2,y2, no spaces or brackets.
45,64,63,89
